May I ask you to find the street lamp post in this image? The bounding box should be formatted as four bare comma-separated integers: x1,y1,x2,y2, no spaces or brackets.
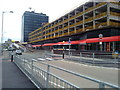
1,11,13,55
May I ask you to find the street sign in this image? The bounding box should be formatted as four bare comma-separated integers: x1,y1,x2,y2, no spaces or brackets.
99,34,103,41
99,34,103,38
98,34,103,51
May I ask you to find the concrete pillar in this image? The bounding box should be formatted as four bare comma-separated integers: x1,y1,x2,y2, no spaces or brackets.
113,42,115,51
107,2,110,26
83,5,85,31
104,42,106,51
93,2,96,29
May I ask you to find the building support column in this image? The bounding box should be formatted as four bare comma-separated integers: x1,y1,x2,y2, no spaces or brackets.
93,2,96,29
75,10,77,33
113,42,115,51
106,42,110,52
83,5,85,31
104,42,106,51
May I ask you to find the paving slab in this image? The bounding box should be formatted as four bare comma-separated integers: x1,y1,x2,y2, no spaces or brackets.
2,51,38,89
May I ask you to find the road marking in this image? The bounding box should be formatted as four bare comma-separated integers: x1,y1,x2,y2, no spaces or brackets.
61,60,119,70
27,64,31,69
37,58,45,61
46,58,53,61
32,59,37,62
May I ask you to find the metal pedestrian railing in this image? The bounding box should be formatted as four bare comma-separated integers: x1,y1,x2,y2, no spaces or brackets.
68,52,119,68
14,55,79,89
13,54,120,89
53,50,120,68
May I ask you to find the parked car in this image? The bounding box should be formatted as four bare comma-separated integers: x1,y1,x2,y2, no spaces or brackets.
7,47,13,51
3,49,8,51
15,49,22,55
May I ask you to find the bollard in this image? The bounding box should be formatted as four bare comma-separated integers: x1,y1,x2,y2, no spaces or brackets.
11,51,14,62
62,49,65,59
11,55,13,62
63,52,64,59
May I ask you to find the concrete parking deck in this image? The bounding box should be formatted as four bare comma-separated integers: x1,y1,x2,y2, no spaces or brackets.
2,51,38,89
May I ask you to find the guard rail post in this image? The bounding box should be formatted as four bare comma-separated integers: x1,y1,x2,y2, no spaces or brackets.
23,58,25,69
80,52,82,57
31,59,33,78
114,56,118,68
93,53,95,65
99,82,105,90
71,52,72,56
69,49,70,58
46,64,50,88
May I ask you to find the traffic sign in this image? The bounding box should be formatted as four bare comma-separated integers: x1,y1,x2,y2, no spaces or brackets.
99,34,103,38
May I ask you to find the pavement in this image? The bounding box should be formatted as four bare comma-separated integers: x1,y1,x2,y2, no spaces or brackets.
1,51,38,89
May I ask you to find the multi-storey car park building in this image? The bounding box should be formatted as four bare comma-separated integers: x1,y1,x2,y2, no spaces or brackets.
22,11,49,42
28,1,120,52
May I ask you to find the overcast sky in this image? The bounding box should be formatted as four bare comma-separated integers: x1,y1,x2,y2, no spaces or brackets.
0,0,90,42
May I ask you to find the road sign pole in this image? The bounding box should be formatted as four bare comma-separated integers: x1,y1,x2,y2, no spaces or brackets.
99,34,103,51
69,38,71,57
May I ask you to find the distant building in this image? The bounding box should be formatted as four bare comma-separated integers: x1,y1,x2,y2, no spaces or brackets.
28,1,120,52
21,11,49,42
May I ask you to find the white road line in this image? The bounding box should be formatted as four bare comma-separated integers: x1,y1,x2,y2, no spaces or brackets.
61,60,119,70
46,58,53,61
37,58,45,61
32,59,37,62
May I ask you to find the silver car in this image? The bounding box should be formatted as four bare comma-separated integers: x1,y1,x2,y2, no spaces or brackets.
15,49,22,55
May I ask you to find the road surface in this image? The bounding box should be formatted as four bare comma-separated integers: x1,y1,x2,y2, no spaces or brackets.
17,50,119,88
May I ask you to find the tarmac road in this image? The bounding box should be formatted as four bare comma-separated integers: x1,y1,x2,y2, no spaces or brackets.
18,50,119,88
34,60,119,88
